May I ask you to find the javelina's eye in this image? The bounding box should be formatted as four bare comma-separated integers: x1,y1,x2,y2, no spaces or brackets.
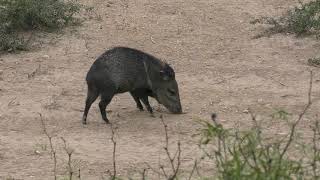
168,89,175,96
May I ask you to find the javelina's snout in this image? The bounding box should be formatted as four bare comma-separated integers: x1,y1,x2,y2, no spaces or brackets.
171,105,182,114
164,100,182,114
172,109,182,114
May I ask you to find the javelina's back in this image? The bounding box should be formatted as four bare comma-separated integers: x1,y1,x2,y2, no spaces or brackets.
86,47,162,93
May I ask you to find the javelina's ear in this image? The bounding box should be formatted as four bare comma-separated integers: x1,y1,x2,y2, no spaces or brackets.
160,70,170,81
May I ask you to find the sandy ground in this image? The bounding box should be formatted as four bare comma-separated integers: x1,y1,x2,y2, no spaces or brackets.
1,0,320,179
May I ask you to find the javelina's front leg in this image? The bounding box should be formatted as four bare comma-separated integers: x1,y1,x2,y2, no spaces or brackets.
130,92,144,111
140,96,154,116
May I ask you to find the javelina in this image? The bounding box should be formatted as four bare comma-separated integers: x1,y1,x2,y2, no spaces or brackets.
82,47,182,124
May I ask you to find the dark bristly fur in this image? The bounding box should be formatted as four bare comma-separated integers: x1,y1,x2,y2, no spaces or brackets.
82,47,182,124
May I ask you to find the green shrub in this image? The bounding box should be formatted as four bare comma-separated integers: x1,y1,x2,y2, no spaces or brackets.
254,0,320,36
0,32,27,52
0,0,80,52
286,0,320,35
197,104,320,180
198,118,304,180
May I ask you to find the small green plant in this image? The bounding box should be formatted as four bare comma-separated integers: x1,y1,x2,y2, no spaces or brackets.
271,109,291,121
33,142,47,155
0,0,81,52
308,57,320,67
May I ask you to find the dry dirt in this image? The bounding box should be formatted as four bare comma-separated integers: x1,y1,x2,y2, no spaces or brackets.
1,0,320,179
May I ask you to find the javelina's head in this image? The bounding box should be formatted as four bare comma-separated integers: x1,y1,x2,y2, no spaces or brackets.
154,64,182,114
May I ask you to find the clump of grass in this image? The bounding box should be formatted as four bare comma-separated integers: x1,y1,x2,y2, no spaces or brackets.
253,0,320,37
0,0,81,52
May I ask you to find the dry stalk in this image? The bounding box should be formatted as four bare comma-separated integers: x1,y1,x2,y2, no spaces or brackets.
312,118,320,178
144,162,162,177
108,123,117,180
188,160,198,180
39,113,57,180
160,115,182,180
78,168,81,180
141,168,147,180
280,71,313,160
61,137,74,180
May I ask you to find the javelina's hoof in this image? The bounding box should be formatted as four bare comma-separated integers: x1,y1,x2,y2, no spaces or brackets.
104,119,110,124
137,105,144,111
82,116,87,125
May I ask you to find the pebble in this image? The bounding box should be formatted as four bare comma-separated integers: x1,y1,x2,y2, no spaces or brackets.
34,150,41,155
277,132,287,136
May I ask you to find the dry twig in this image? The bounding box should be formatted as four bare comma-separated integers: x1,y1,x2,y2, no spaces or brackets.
108,123,117,180
188,160,198,180
160,115,182,180
141,168,147,180
39,113,57,180
280,71,313,160
312,118,320,178
61,137,74,180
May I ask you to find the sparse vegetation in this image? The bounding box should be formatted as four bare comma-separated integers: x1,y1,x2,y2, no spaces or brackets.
285,0,320,35
0,0,80,52
308,57,320,67
196,72,319,180
39,113,81,180
253,0,320,37
198,114,306,179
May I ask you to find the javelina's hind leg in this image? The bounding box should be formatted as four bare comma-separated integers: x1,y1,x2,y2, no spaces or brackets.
82,85,99,125
99,92,114,124
130,92,144,111
140,96,154,116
